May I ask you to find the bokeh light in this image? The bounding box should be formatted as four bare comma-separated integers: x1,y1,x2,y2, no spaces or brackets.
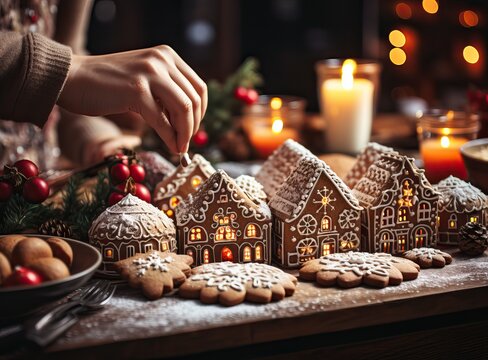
395,3,412,20
459,10,479,28
389,30,406,47
463,46,480,64
422,0,438,14
390,48,407,65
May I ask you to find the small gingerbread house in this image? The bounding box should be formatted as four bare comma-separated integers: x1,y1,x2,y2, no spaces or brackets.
88,194,177,277
255,139,312,199
153,154,215,219
352,153,440,254
269,156,363,268
434,176,488,245
176,170,272,266
344,142,394,189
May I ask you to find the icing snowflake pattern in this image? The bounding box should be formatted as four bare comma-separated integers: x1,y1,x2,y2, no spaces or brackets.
191,262,285,292
133,253,174,277
319,252,396,277
404,247,445,260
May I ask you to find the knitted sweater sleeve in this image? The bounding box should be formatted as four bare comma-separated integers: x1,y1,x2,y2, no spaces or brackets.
0,31,71,127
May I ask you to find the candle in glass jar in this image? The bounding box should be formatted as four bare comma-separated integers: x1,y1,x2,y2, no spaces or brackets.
248,119,299,158
420,135,468,183
321,59,374,154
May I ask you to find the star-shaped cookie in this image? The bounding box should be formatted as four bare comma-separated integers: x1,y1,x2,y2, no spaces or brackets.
178,262,297,306
402,247,452,268
116,250,193,300
299,252,420,288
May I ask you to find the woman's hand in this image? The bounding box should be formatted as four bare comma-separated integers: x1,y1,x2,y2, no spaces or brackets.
58,45,207,153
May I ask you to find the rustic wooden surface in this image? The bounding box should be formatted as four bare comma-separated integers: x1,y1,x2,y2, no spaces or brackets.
38,248,488,359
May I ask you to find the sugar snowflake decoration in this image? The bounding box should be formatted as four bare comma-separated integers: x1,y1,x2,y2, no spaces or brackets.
319,252,397,277
133,252,174,277
404,247,445,260
313,186,336,213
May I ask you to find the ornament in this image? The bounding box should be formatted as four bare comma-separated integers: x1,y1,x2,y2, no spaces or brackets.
193,130,209,147
459,222,488,256
3,266,42,287
110,163,130,184
135,183,151,203
22,177,50,203
38,219,74,238
234,86,249,102
0,180,13,202
13,159,39,178
108,192,125,206
244,89,259,105
129,164,146,183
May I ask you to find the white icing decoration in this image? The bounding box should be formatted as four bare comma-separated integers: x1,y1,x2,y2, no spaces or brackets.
319,252,400,277
133,252,174,277
434,176,487,213
403,247,447,260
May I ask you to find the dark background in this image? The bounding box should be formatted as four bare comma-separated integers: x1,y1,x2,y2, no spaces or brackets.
86,0,488,113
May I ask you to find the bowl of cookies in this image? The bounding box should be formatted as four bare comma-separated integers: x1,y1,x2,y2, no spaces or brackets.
0,235,102,316
460,138,488,194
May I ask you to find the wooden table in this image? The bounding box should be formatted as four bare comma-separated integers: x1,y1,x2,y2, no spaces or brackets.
39,249,488,359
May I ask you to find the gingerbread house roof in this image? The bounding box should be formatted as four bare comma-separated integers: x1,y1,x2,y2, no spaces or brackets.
235,175,267,201
88,194,175,243
154,154,215,200
176,170,271,226
344,142,394,189
255,139,313,198
352,153,438,208
269,156,362,222
435,176,487,213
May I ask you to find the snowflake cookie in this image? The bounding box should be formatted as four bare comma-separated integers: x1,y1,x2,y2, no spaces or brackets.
178,262,297,306
115,250,193,300
402,247,452,268
299,252,420,288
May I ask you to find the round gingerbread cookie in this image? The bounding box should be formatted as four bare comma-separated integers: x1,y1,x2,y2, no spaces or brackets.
45,237,73,267
299,252,420,289
178,262,297,306
402,247,452,268
0,235,26,261
11,237,53,266
0,252,12,285
115,250,193,300
28,257,70,281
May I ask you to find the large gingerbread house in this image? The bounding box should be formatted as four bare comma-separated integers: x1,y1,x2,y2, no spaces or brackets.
352,153,440,254
88,194,177,277
344,142,394,189
255,139,312,199
269,156,363,268
434,176,488,245
176,170,272,266
153,154,215,219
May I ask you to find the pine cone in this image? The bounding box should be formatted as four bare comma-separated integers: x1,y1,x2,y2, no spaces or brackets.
38,219,74,238
459,222,488,256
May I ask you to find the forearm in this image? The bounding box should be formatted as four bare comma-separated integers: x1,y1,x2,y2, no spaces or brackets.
0,31,71,127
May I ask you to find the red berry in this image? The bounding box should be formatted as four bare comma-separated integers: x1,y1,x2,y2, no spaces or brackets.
108,192,125,206
115,153,129,165
193,130,209,147
234,86,249,102
0,181,13,202
134,184,151,203
3,266,42,287
22,177,50,203
244,89,259,105
129,164,146,183
110,163,130,184
14,159,39,178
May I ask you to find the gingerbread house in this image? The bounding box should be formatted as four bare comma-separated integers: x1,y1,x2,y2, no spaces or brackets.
269,156,363,268
176,170,272,266
344,142,394,189
255,139,312,199
352,153,440,254
153,154,215,219
434,176,488,245
88,194,177,277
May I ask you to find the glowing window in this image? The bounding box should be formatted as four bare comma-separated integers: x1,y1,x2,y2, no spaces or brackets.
243,246,251,262
215,226,236,241
105,248,113,258
169,196,181,209
321,216,331,231
255,245,262,260
415,228,427,247
219,216,230,225
419,202,431,221
190,227,202,241
191,175,202,189
448,214,457,229
397,236,406,252
246,224,256,237
398,207,408,222
470,216,479,223
381,207,394,226
161,241,169,251
203,249,210,264
322,243,332,256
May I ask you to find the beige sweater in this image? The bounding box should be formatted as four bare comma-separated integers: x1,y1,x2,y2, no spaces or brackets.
0,0,122,164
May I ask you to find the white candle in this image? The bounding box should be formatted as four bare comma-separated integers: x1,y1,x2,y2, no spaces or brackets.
321,60,374,154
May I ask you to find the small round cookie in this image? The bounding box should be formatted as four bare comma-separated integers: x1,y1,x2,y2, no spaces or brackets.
0,252,12,285
45,237,73,267
299,252,420,289
115,250,193,300
178,262,297,306
402,247,452,268
28,257,70,281
11,237,53,266
0,235,26,261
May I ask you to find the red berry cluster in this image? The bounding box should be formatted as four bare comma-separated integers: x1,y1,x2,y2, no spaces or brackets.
108,152,151,206
234,86,259,105
0,159,50,204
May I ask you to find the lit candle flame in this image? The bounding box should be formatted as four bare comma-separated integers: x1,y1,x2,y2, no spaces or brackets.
270,97,282,110
272,119,284,134
440,136,450,148
441,127,450,136
341,59,357,90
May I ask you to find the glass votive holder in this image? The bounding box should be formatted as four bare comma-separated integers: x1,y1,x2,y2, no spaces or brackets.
417,110,480,184
316,59,381,154
242,95,306,159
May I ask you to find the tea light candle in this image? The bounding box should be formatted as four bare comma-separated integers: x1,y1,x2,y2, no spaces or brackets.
248,119,299,158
